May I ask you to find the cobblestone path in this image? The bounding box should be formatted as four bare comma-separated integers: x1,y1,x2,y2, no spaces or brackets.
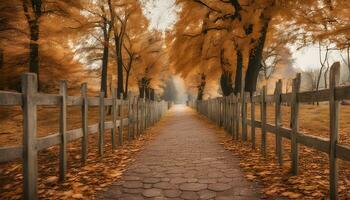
98,105,261,200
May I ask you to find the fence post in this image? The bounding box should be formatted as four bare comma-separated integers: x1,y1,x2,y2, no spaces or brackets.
329,62,340,200
127,97,131,141
261,86,267,157
235,93,240,140
225,97,228,130
81,83,88,164
98,91,105,156
291,73,301,175
242,92,248,141
111,88,117,149
275,80,283,165
118,94,123,145
232,95,236,139
132,97,136,138
22,73,38,200
59,81,67,181
136,98,139,136
140,98,144,133
250,92,255,149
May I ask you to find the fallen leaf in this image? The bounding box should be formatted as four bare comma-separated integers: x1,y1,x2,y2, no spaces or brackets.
72,193,84,199
46,176,58,184
281,191,302,199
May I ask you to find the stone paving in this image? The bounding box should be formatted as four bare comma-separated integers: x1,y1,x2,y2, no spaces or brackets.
98,105,261,200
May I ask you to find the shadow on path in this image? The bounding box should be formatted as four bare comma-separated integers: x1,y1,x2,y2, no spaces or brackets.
98,105,261,200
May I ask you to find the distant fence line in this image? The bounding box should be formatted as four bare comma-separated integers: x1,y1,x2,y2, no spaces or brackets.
189,62,350,200
0,73,170,199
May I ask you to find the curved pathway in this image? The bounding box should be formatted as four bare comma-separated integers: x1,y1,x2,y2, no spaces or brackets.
98,105,261,200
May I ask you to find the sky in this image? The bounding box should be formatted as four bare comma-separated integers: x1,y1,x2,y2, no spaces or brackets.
292,45,343,71
141,0,179,32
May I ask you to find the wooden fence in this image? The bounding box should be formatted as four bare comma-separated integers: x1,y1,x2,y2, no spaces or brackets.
190,62,350,200
0,73,169,199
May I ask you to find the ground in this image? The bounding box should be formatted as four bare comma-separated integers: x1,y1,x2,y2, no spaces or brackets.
98,105,261,199
1,103,350,199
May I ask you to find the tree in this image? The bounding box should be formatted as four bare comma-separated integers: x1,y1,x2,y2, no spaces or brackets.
133,31,168,99
77,0,113,96
0,0,86,91
168,1,225,99
21,0,83,90
197,73,206,100
161,76,178,102
108,0,142,98
304,68,319,92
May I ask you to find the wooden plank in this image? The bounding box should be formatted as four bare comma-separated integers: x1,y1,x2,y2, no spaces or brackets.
297,133,328,153
36,122,119,151
275,80,283,165
248,119,328,153
35,94,60,106
232,95,236,139
132,97,137,138
136,98,139,137
265,95,275,103
111,89,116,149
0,91,22,106
37,133,60,150
104,121,113,129
250,93,255,149
89,123,99,133
66,128,84,142
235,94,240,140
81,83,88,164
336,144,350,161
253,95,261,103
118,97,123,145
228,95,232,137
298,89,329,103
104,98,113,106
291,73,301,175
67,96,83,106
127,98,131,140
281,93,292,103
59,81,67,181
98,92,105,156
335,86,350,101
87,97,100,106
329,62,340,200
280,126,292,139
0,146,22,163
261,86,267,157
242,92,248,141
22,73,38,200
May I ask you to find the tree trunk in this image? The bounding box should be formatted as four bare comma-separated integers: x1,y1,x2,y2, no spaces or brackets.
23,0,42,90
150,88,155,100
139,85,145,98
197,73,206,100
0,48,3,69
234,50,243,95
115,35,124,99
100,21,110,97
220,70,233,96
125,70,130,98
29,22,39,76
324,64,330,89
347,46,350,82
244,19,270,93
220,48,233,96
138,77,149,99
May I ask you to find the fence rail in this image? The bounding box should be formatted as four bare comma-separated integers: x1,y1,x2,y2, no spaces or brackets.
190,62,350,200
0,73,169,199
